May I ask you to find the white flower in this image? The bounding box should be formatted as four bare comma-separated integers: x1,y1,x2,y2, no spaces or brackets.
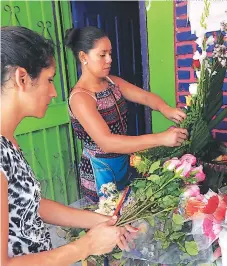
189,83,198,96
206,35,214,46
193,51,201,60
221,59,226,67
107,182,117,192
195,37,203,48
193,51,207,63
196,71,201,79
100,182,117,194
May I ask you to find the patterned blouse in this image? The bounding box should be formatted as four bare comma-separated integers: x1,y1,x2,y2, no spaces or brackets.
69,78,128,202
0,136,52,257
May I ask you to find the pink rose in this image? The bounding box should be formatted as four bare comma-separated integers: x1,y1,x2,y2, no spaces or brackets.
203,218,221,240
183,185,201,198
180,154,197,166
175,161,192,177
163,157,181,171
203,218,216,240
192,165,206,182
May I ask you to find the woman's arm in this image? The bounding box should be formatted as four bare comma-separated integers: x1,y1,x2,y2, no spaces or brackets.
69,92,188,154
39,198,108,228
109,75,186,124
1,173,135,266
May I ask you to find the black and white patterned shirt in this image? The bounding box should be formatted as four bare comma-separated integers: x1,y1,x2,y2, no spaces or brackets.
0,136,52,257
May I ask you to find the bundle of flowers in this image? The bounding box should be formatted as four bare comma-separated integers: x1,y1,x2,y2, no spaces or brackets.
59,154,226,265
137,0,227,164
179,187,227,265
92,154,226,265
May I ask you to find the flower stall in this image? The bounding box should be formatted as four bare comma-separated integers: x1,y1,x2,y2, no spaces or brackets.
56,1,227,265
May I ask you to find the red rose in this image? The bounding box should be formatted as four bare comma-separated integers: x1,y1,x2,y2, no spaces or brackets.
192,59,200,69
202,195,219,214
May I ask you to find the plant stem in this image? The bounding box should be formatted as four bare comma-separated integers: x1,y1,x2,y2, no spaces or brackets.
117,207,174,226
118,175,180,224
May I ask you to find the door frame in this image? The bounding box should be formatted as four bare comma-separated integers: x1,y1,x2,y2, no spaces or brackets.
139,1,152,134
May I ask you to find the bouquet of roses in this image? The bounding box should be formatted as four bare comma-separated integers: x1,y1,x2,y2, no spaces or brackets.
59,153,226,265
92,154,217,265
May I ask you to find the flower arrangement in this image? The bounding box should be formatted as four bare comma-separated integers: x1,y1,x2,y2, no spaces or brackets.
59,154,226,265
93,154,226,265
137,0,227,164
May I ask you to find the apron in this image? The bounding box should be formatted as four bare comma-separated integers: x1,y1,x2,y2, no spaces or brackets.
84,149,131,195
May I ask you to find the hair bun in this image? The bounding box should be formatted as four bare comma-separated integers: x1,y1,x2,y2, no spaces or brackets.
64,28,79,48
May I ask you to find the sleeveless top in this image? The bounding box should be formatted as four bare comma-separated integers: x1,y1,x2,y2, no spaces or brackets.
68,77,128,202
0,136,52,257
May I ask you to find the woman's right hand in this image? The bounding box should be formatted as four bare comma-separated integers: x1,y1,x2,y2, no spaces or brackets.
160,127,188,147
83,216,136,256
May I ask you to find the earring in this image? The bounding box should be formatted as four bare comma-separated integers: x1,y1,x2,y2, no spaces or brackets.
83,61,88,65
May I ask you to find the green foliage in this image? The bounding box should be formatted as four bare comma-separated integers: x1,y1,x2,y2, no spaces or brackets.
147,174,161,184
146,216,155,227
185,241,199,256
173,214,184,225
154,230,166,241
149,160,161,173
169,231,185,241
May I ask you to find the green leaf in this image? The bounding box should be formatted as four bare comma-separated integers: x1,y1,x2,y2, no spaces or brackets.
135,160,149,174
133,180,147,189
149,161,161,174
146,216,155,227
162,241,170,249
145,187,153,198
135,188,146,200
155,191,164,198
169,232,185,241
154,230,166,241
147,174,161,184
166,182,180,193
172,223,183,232
208,107,227,130
173,213,184,225
185,241,199,256
160,195,179,208
112,251,123,260
177,242,186,253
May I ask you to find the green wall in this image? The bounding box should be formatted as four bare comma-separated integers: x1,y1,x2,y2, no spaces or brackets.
146,1,176,133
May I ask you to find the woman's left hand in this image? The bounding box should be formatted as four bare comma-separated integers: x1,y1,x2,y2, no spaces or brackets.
161,106,187,124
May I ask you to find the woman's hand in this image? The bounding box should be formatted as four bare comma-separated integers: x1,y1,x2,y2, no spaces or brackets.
159,127,188,147
161,106,187,124
84,216,138,256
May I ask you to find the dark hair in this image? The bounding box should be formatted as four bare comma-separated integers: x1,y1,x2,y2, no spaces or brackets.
1,26,55,87
64,26,107,61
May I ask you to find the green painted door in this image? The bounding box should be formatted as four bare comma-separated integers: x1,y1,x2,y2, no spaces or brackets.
1,1,81,204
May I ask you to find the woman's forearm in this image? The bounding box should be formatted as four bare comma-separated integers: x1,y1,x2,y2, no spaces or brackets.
101,133,163,154
6,237,89,266
39,198,109,228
